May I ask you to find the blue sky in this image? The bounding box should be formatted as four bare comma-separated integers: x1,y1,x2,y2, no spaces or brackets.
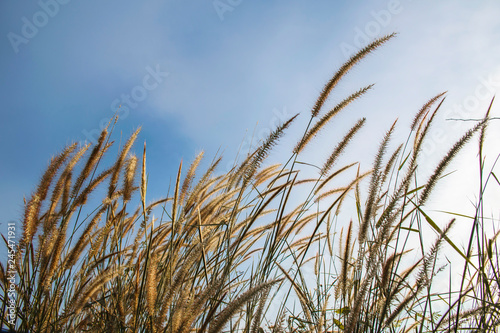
1,1,500,228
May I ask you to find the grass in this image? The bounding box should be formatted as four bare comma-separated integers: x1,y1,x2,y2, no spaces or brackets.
1,33,499,332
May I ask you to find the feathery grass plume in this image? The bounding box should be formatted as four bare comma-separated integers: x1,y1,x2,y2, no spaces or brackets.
254,163,282,187
374,160,416,232
180,151,204,206
384,259,421,307
156,243,206,323
130,251,144,320
344,273,370,332
380,252,398,292
117,296,126,327
410,92,447,131
345,207,397,333
20,143,78,248
419,121,484,206
486,229,500,261
337,220,353,300
70,266,123,315
108,127,141,198
315,187,348,203
208,280,282,333
317,293,330,331
37,142,78,202
413,98,446,157
172,160,183,226
20,194,40,248
416,219,456,289
102,189,126,206
270,312,286,333
250,285,272,333
39,225,59,267
47,143,90,217
479,97,495,157
276,264,314,330
186,155,222,204
276,203,308,233
171,279,226,333
293,177,317,186
170,288,187,332
0,262,5,286
197,290,228,333
64,205,107,269
377,259,422,329
60,170,73,212
383,290,416,329
287,211,322,236
146,253,159,317
230,151,258,189
334,170,371,216
74,167,114,206
326,215,333,257
320,118,366,175
297,86,372,154
242,113,298,187
302,170,369,264
141,141,147,212
72,128,109,198
87,216,114,260
46,181,68,234
230,179,293,259
185,179,226,221
360,119,397,243
378,143,403,189
120,206,140,236
353,162,363,215
311,33,395,117
42,217,69,290
437,306,491,332
62,142,90,174
123,154,137,201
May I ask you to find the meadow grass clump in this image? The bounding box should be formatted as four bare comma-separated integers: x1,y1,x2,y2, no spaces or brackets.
1,34,499,332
